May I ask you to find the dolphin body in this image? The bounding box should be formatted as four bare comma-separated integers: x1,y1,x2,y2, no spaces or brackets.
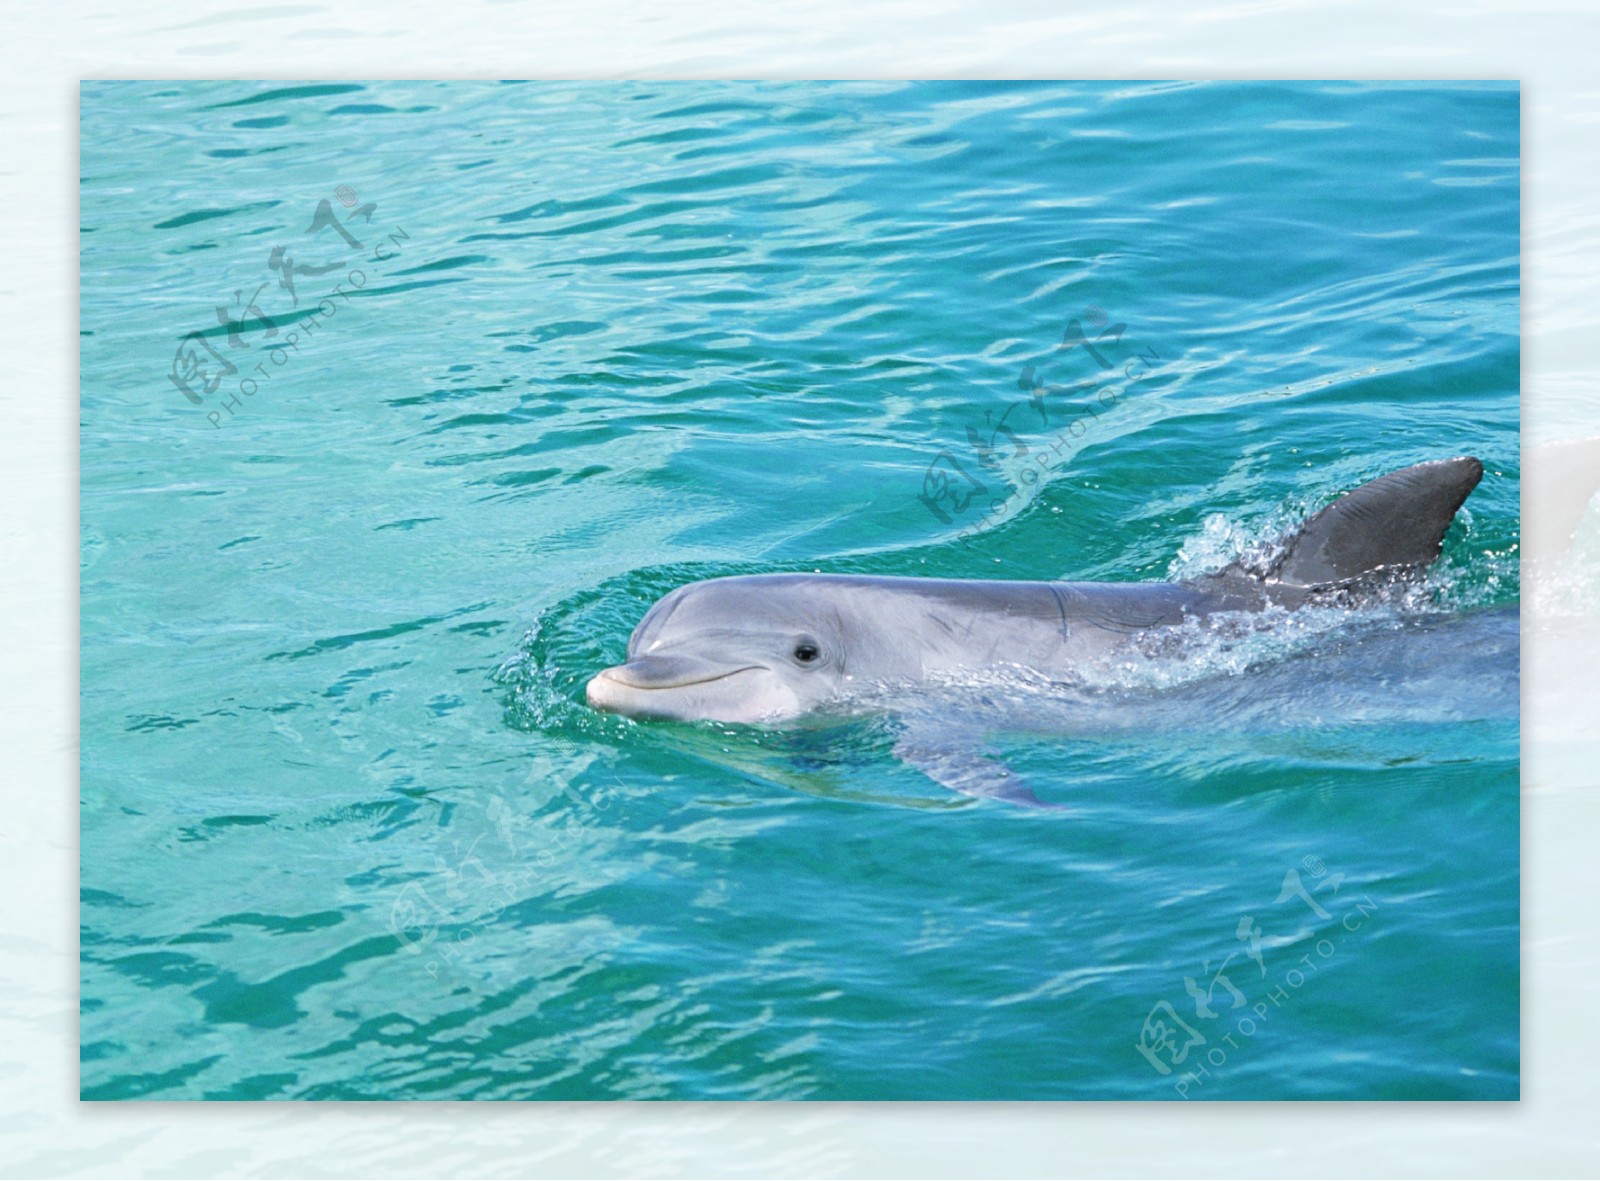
586,457,1490,805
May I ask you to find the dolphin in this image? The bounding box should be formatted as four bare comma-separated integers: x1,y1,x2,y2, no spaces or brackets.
585,456,1488,804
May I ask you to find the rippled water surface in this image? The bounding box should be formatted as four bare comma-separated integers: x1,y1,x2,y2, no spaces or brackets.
80,81,1519,1100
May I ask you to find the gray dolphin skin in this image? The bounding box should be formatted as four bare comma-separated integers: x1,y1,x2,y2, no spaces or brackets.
586,457,1487,802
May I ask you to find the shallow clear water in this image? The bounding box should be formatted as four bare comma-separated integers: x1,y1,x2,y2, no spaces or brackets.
80,80,1519,1100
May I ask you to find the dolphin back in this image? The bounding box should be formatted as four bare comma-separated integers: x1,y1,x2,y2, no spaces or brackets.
1257,456,1484,588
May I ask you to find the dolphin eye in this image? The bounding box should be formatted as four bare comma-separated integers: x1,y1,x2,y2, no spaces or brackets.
793,642,821,664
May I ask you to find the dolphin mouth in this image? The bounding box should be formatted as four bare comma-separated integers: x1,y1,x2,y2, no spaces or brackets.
585,654,763,714
593,653,761,690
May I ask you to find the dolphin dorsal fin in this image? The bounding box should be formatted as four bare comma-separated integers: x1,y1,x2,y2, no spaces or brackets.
1260,457,1484,588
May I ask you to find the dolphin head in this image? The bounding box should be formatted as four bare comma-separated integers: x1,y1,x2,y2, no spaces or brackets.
586,575,860,724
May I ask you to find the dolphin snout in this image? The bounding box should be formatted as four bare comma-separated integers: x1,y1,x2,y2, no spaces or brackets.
597,653,753,689
585,653,761,714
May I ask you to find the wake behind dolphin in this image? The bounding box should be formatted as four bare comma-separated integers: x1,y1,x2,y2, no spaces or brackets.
585,457,1494,805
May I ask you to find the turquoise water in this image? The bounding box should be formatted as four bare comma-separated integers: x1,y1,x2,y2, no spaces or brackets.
80,81,1519,1101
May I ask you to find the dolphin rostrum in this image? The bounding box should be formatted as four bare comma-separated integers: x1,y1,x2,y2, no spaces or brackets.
585,457,1486,803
